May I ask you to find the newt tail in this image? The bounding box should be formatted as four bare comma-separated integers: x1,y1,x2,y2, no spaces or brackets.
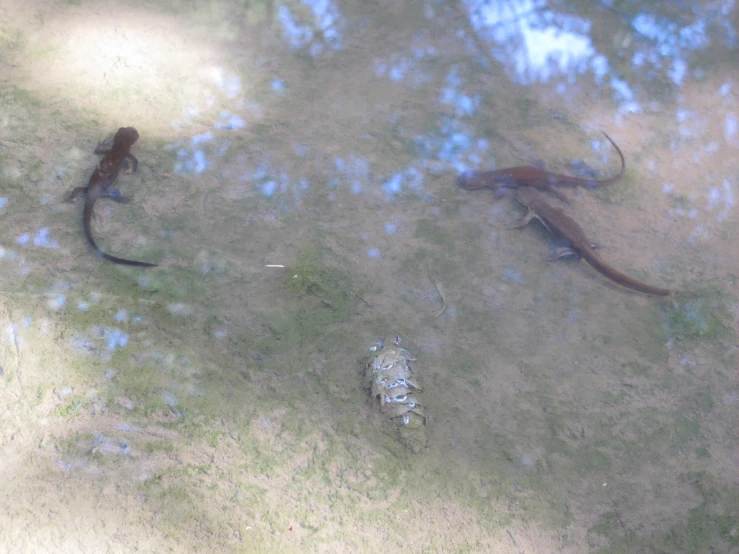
82,196,156,267
577,246,672,296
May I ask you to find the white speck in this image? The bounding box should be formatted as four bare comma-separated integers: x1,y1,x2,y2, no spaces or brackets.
167,303,193,316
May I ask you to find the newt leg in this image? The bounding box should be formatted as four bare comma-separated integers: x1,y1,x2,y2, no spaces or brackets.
124,153,138,174
509,209,536,229
549,246,579,261
549,242,600,261
66,186,88,203
513,212,556,238
103,188,132,204
94,135,115,154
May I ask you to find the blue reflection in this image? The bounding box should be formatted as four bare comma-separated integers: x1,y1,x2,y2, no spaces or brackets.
415,116,489,173
191,132,214,146
669,58,687,85
389,59,410,82
383,167,425,196
632,13,709,55
707,181,736,222
504,268,523,283
215,112,245,130
278,0,343,55
33,227,59,249
383,172,403,195
373,42,436,87
725,114,738,143
193,150,207,174
106,328,129,351
162,391,177,407
261,181,277,197
464,0,599,84
210,67,242,99
441,67,480,116
326,154,371,191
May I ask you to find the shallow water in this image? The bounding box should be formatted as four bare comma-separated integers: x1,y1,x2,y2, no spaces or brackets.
0,1,737,552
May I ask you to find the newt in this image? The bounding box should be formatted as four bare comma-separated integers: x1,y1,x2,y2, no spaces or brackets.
457,132,625,203
513,186,677,296
67,127,156,267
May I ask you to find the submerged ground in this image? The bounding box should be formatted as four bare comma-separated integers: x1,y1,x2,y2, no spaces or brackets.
1,1,737,552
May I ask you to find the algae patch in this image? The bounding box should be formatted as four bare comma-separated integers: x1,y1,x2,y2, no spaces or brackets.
244,246,365,357
659,291,732,341
285,246,360,322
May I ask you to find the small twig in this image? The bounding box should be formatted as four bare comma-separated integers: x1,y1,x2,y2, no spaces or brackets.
432,279,447,318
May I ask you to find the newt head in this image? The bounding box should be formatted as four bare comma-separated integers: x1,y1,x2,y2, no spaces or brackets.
113,126,139,147
456,170,489,190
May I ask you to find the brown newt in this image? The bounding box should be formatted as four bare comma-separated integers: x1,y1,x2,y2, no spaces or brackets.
513,186,676,296
67,127,156,267
457,132,625,203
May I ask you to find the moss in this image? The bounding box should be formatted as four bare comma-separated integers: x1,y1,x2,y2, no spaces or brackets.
443,344,483,377
371,451,407,483
691,390,715,414
515,96,537,124
400,247,462,289
661,291,732,341
664,504,738,552
589,510,624,539
143,440,176,454
592,171,637,204
672,417,701,445
1,81,41,108
623,361,650,376
572,445,612,473
57,395,87,418
414,218,454,247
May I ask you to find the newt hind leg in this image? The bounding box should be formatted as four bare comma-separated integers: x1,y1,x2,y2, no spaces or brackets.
103,189,132,203
66,186,88,203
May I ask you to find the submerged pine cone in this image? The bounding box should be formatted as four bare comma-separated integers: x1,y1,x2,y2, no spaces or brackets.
366,337,427,453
